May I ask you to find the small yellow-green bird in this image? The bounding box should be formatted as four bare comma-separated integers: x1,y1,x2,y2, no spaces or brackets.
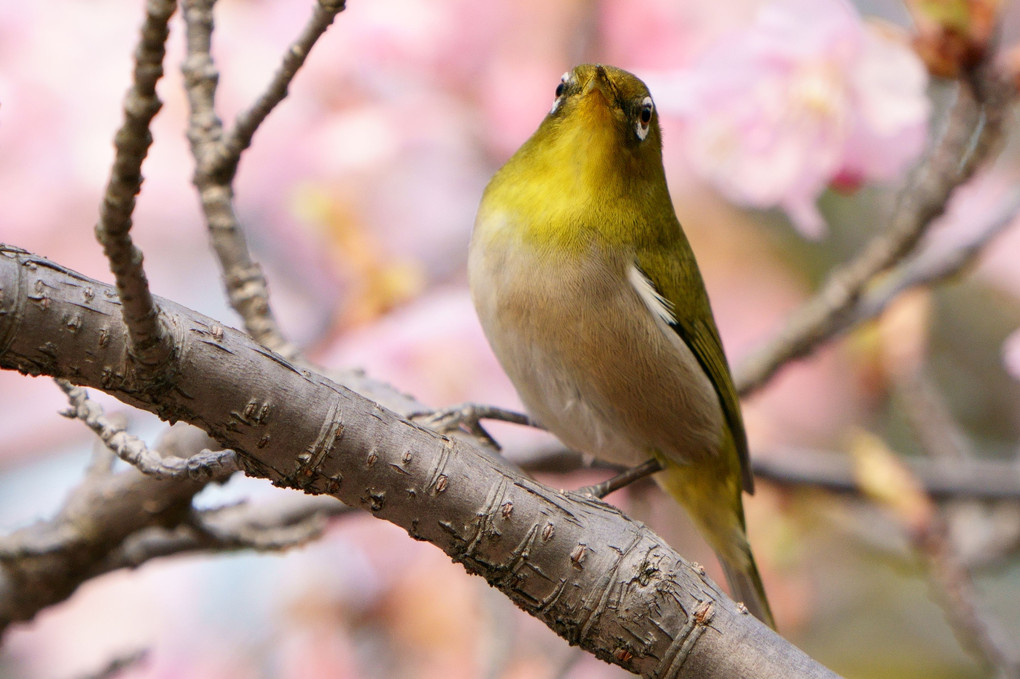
469,64,774,627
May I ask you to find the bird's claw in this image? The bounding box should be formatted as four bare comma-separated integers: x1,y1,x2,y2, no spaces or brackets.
412,403,503,450
572,458,664,500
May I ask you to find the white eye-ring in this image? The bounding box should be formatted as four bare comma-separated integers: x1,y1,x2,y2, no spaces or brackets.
636,96,654,140
550,71,571,114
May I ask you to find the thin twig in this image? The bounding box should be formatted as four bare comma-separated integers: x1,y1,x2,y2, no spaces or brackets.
898,373,1020,567
85,416,122,477
574,458,663,499
181,0,344,360
892,369,1020,677
735,71,1011,396
851,189,1020,325
918,517,1020,678
214,0,347,179
899,373,976,465
94,0,177,370
56,379,240,482
752,447,1020,501
181,0,294,357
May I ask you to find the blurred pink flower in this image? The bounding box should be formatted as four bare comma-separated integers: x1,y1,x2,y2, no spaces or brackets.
648,0,930,237
601,0,768,68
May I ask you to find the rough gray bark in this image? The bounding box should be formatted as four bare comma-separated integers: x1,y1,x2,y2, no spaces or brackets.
0,244,841,678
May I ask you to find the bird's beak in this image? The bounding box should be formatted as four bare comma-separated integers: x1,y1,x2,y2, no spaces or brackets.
581,64,616,106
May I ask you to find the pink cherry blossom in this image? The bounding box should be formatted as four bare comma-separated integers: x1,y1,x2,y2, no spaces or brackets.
648,0,930,237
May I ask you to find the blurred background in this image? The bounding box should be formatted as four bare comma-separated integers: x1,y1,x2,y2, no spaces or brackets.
1,0,1019,677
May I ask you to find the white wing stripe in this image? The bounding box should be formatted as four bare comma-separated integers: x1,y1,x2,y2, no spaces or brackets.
627,263,677,327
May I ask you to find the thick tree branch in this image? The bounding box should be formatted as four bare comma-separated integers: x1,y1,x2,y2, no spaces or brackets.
0,246,840,678
0,422,227,629
94,0,177,370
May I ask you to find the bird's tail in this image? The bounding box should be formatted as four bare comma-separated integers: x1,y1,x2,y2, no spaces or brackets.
654,456,775,629
718,543,775,629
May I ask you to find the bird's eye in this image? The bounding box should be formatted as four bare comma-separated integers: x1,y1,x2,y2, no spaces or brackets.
550,72,571,114
635,96,654,141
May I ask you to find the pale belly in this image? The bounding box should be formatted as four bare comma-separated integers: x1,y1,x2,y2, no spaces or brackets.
469,235,725,468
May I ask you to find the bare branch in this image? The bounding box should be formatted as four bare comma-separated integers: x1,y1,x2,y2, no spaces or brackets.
753,448,1020,501
189,498,335,551
215,0,348,178
0,386,342,632
85,414,122,477
849,189,1020,325
0,466,204,632
735,71,1013,396
103,495,352,571
181,0,346,360
515,445,1020,503
94,0,177,370
0,246,841,678
56,379,241,481
181,0,293,354
919,518,1020,677
891,370,1020,677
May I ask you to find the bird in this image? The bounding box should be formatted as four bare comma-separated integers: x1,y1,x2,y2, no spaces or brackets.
467,63,774,627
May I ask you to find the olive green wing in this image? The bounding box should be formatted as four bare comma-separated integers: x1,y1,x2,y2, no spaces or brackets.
633,246,753,494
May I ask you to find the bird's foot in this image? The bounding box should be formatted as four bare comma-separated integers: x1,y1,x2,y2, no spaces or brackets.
412,403,537,451
573,458,663,499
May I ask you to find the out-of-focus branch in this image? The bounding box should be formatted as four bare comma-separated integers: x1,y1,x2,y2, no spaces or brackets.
100,495,352,572
848,189,1020,326
0,461,205,633
94,0,177,370
0,390,347,633
919,519,1020,679
518,446,1020,502
850,423,1019,677
416,403,538,451
751,448,1020,501
181,0,344,360
0,426,222,625
735,69,1012,396
891,369,1020,678
190,495,348,550
56,379,240,481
